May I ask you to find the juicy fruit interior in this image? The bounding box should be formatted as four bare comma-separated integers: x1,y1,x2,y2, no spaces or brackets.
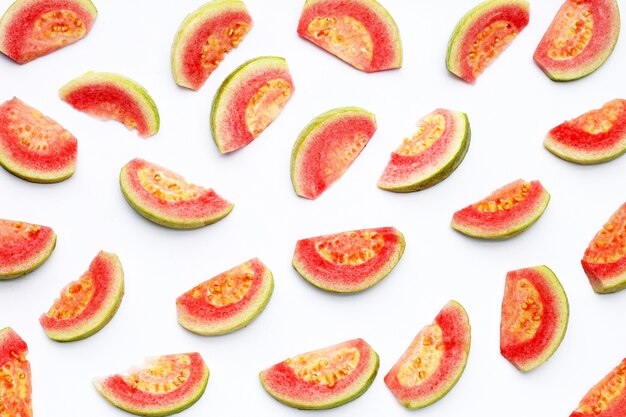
584,208,626,265
314,230,384,266
245,78,292,137
502,278,544,345
467,19,518,79
285,346,360,388
396,114,445,156
45,274,95,321
395,324,444,387
187,264,254,308
0,329,31,417
473,180,530,213
545,2,593,60
124,354,194,394
0,219,54,278
575,359,626,415
137,165,204,203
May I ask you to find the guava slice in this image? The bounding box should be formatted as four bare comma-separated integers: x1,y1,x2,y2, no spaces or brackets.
451,179,550,239
384,300,470,409
570,358,626,417
94,352,209,416
171,0,253,90
291,107,376,199
544,99,626,164
259,338,379,409
297,0,402,72
210,56,294,153
39,251,124,342
0,97,77,183
59,71,160,138
0,0,97,64
581,202,626,293
446,0,530,83
292,227,405,293
377,109,470,192
0,218,56,279
0,327,32,417
534,0,620,81
176,258,273,335
120,158,234,229
500,265,569,372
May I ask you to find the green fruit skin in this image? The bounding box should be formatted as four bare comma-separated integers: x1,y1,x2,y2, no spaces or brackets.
0,232,56,280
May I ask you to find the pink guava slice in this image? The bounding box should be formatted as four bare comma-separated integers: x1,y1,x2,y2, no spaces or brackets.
0,218,56,279
570,358,626,417
0,327,32,417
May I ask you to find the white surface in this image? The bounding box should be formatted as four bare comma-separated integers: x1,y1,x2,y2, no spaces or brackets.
2,0,626,415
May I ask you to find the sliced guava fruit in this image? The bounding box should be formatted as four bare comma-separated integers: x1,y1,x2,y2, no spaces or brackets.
39,251,124,342
259,338,378,409
120,158,234,229
451,179,550,239
0,97,77,183
0,218,56,279
176,258,273,335
0,327,32,417
0,0,97,64
581,202,626,293
297,0,402,72
544,99,626,164
377,109,470,192
94,352,209,416
534,0,620,81
384,300,471,409
210,56,294,153
500,265,568,372
570,358,626,417
446,0,530,83
291,107,376,199
171,0,253,90
292,226,405,293
59,71,159,138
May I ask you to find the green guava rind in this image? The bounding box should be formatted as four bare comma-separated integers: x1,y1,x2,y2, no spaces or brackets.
0,218,56,279
533,0,620,81
377,109,470,192
569,358,626,417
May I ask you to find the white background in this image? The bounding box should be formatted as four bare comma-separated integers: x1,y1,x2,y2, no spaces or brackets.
2,0,626,415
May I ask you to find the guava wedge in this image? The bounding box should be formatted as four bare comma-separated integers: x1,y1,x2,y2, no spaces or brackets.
297,0,402,72
0,0,97,64
451,179,550,239
120,158,234,229
384,300,471,409
446,0,530,83
291,107,376,199
210,56,294,153
39,251,124,342
570,358,626,417
377,109,470,192
171,0,253,90
0,218,56,279
0,327,32,417
259,338,379,409
581,202,626,293
94,352,209,416
292,226,405,293
500,265,569,372
544,99,626,164
534,0,620,81
59,71,160,138
176,258,273,335
0,97,77,183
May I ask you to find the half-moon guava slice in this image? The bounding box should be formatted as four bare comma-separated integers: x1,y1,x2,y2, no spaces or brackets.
176,258,273,335
451,179,550,239
0,327,32,417
39,251,124,342
377,109,470,192
292,226,405,293
297,0,402,72
0,0,97,64
259,338,379,409
0,218,56,279
120,158,234,229
94,352,209,416
384,300,471,409
171,0,253,90
570,358,626,417
59,71,160,138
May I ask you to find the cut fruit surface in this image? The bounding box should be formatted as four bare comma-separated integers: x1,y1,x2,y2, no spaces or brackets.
210,56,294,153
39,251,124,342
500,265,569,372
451,179,550,239
570,358,626,417
259,338,379,409
377,109,470,192
384,300,471,409
94,352,209,416
0,327,32,417
120,158,234,229
0,0,97,64
176,258,273,335
0,218,56,279
292,226,405,293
